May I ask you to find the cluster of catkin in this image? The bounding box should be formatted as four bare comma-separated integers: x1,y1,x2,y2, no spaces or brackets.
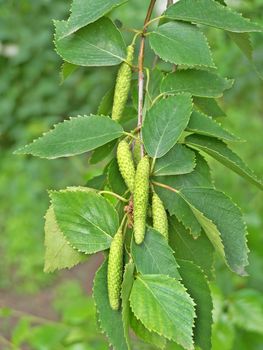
107,45,168,311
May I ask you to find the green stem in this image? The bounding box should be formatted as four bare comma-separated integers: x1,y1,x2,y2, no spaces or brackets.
99,191,129,202
151,181,179,193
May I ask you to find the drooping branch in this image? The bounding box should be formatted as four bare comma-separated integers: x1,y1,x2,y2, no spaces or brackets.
138,0,157,157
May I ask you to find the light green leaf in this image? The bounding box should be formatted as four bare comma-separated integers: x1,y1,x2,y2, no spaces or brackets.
211,315,235,350
50,190,119,254
187,111,239,141
229,289,263,334
55,17,126,67
131,228,181,279
193,97,226,118
130,312,166,349
142,94,192,158
165,0,262,32
93,259,128,350
154,152,213,237
149,21,215,68
169,217,214,279
185,134,263,190
179,187,249,275
60,62,78,83
44,206,86,273
57,0,128,39
153,144,196,176
130,274,195,350
121,261,135,349
161,70,233,98
15,115,123,159
179,260,213,350
228,32,253,60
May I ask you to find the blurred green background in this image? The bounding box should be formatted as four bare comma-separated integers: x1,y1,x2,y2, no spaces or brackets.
0,0,262,349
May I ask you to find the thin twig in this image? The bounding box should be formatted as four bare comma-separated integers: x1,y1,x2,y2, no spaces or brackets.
151,181,179,193
138,0,157,158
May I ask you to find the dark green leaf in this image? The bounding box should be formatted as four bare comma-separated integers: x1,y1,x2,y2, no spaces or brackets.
86,174,107,190
179,260,213,350
51,190,119,254
131,227,181,279
161,70,233,98
154,153,213,237
169,216,214,279
142,94,192,158
179,187,249,275
165,0,262,32
121,261,135,349
193,97,226,118
54,18,126,67
187,111,239,141
153,144,196,176
185,134,263,190
93,259,128,350
89,141,116,165
108,158,127,196
149,22,215,68
15,115,123,159
97,87,115,116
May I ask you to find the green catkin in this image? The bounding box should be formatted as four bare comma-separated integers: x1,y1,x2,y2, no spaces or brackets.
112,45,134,121
107,228,124,311
133,156,150,244
152,192,168,240
117,140,135,192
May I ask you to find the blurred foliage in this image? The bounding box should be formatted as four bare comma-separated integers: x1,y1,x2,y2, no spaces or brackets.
0,0,263,348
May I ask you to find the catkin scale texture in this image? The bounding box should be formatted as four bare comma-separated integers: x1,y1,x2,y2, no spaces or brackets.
152,192,168,240
112,45,134,121
117,140,135,193
133,156,150,244
107,228,124,310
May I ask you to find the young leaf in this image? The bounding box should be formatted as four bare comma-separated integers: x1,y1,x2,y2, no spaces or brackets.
229,289,263,334
15,115,123,159
57,0,128,39
169,217,214,279
44,206,86,273
142,94,192,158
179,187,249,275
161,70,233,98
186,111,239,141
154,153,213,237
153,144,196,176
185,134,263,190
131,227,181,279
54,18,126,67
130,311,166,349
130,274,196,350
121,261,135,349
50,190,119,254
193,97,226,118
149,21,215,68
93,259,129,350
165,0,262,33
178,260,213,350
